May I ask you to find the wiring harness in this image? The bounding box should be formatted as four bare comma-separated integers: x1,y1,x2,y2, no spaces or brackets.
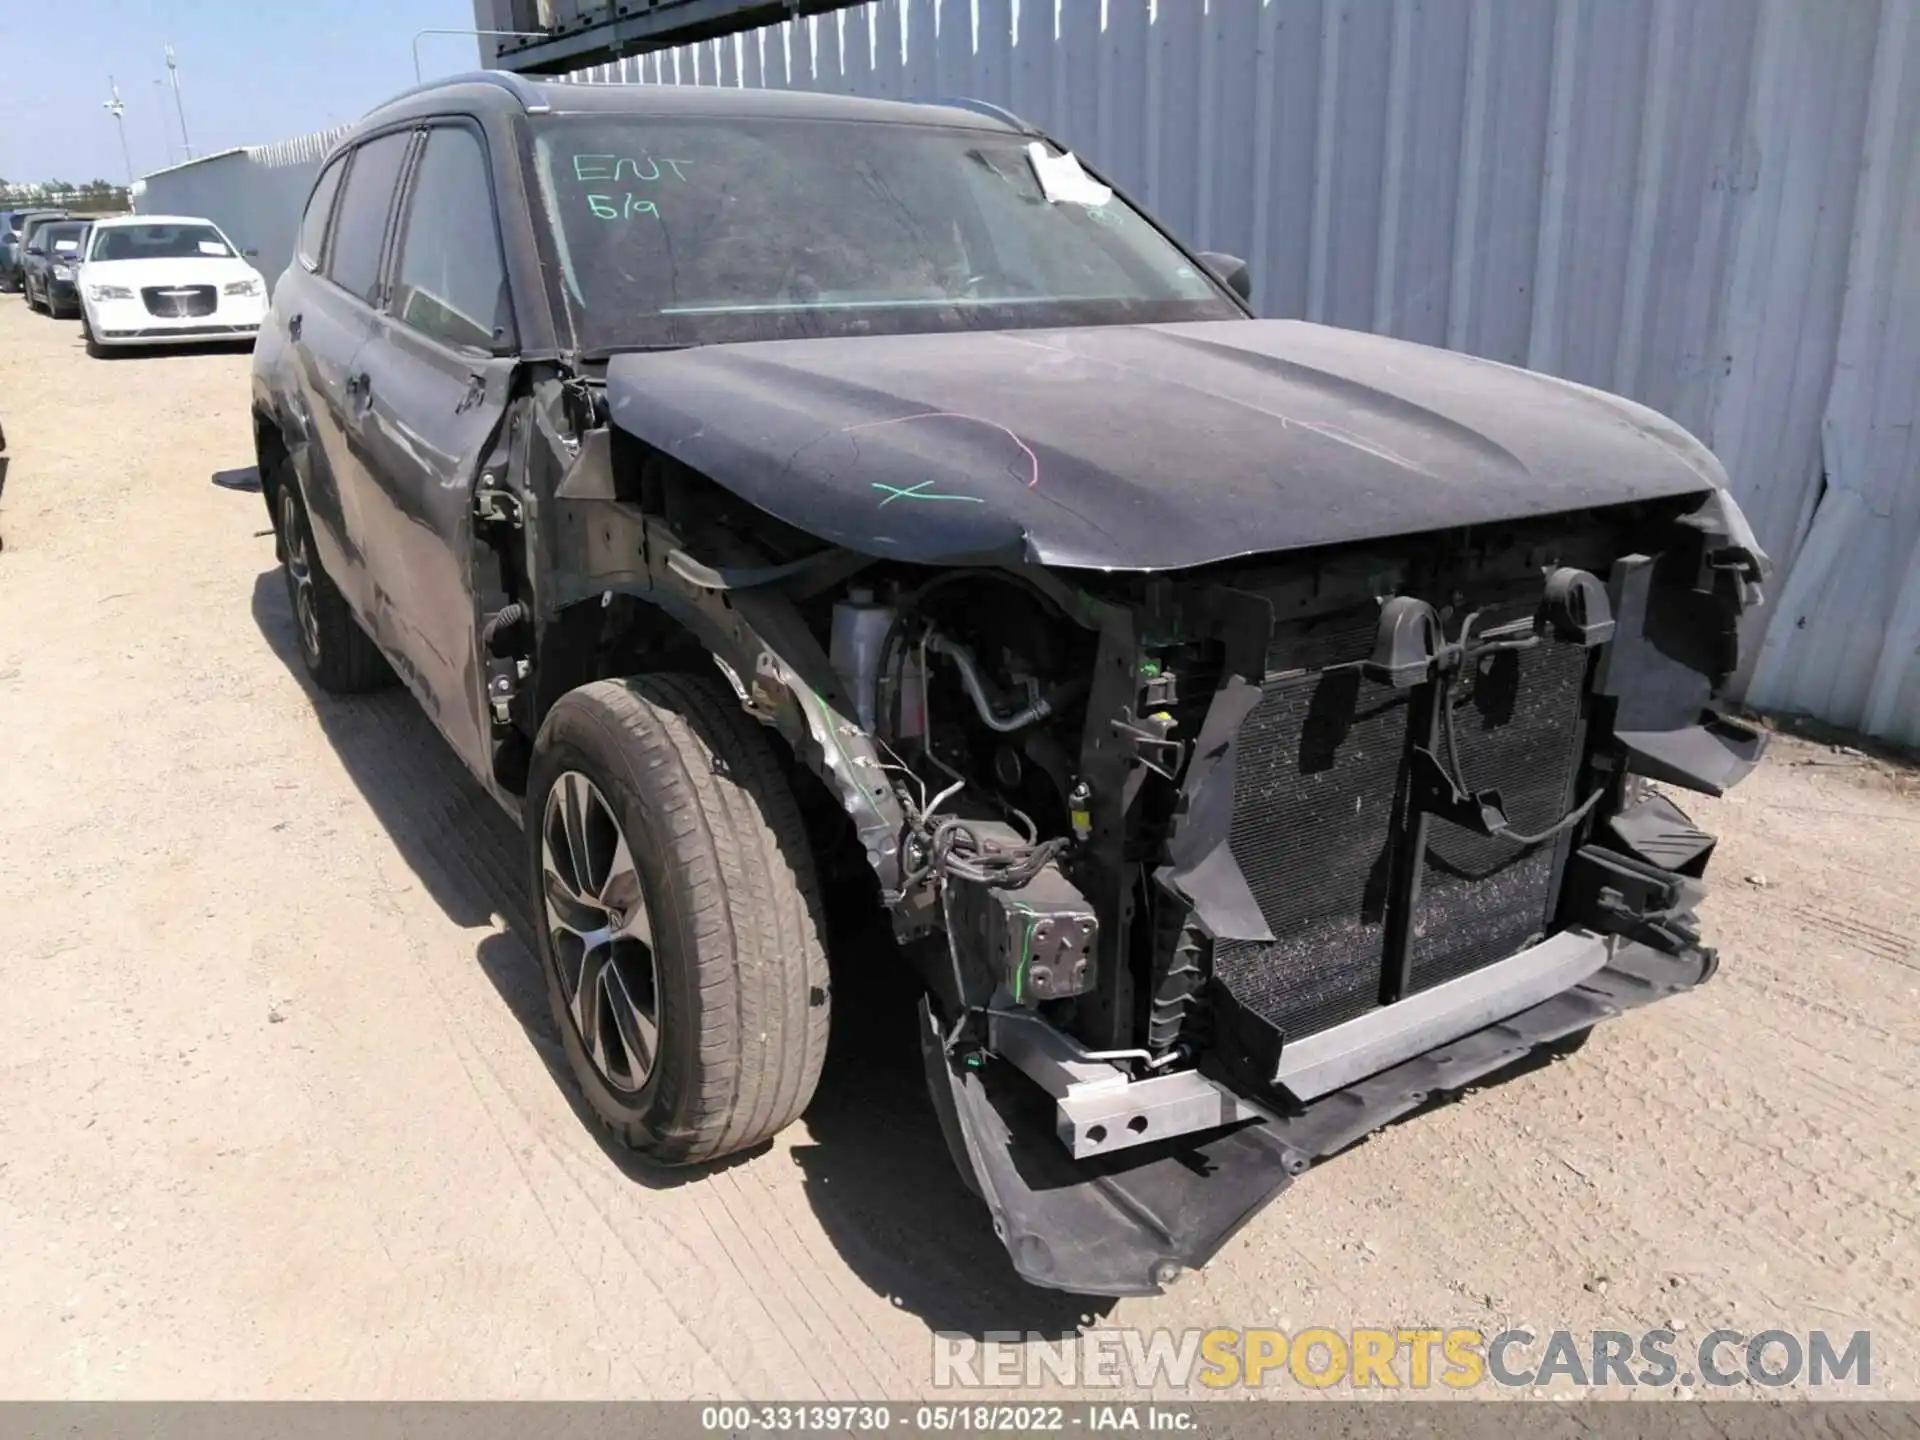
1430,609,1605,847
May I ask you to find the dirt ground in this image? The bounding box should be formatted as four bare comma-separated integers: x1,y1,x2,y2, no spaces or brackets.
0,298,1914,1402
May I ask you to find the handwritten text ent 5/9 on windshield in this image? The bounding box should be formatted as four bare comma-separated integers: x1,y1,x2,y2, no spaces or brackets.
572,154,691,219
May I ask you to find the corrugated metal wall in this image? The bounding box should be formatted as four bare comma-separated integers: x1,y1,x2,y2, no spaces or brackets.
570,0,1920,743
1745,0,1920,739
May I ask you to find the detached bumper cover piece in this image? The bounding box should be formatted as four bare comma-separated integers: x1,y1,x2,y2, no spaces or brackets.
924,938,1714,1296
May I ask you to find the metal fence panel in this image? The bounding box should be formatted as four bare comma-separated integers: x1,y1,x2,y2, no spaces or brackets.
1746,0,1920,736
579,0,1917,741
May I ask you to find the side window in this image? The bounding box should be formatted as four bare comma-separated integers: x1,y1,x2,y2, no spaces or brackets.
390,126,513,351
297,156,347,271
326,130,413,305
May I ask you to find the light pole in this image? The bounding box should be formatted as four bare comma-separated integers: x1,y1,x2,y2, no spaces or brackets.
152,81,174,167
102,78,135,187
164,44,192,159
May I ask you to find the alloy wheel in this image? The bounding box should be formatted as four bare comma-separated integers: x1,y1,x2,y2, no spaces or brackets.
279,487,321,662
541,770,661,1093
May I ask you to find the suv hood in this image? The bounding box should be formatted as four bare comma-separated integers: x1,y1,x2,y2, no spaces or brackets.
605,319,1728,570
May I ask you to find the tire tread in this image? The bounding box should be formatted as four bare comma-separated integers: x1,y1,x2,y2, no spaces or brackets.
544,673,830,1164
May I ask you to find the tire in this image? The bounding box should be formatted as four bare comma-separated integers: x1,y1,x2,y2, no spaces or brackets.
80,313,105,358
271,468,391,693
527,673,832,1165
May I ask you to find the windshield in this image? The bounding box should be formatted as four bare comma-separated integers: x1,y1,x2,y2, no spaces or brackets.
531,116,1239,351
42,224,87,252
89,223,232,263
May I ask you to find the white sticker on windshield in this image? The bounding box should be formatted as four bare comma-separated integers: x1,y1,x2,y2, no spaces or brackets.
54,240,77,252
1026,142,1113,207
198,240,229,256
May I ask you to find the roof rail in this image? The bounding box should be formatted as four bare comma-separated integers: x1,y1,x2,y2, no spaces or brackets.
915,96,1038,134
366,69,552,118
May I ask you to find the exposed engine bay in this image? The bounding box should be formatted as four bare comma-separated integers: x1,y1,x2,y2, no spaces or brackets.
475,319,1774,1295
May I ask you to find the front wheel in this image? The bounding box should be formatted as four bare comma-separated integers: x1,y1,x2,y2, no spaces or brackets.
527,674,832,1165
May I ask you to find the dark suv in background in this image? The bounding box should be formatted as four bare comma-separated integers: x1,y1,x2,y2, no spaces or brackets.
252,72,1769,1296
2,208,67,291
21,219,90,316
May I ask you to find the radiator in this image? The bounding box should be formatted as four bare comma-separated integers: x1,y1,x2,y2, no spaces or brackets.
1407,638,1588,993
1209,607,1589,1051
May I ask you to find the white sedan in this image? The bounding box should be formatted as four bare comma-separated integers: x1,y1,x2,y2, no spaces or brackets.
78,215,268,354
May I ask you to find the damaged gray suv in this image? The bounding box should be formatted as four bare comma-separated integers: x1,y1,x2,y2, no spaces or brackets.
251,73,1771,1296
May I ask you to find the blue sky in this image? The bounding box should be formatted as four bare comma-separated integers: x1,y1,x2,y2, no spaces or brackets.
2,0,481,186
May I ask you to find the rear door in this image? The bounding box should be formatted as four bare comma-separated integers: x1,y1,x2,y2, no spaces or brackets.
263,152,349,568
349,119,519,776
288,129,415,623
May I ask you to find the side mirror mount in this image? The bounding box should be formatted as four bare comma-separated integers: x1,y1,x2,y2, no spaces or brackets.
1198,250,1252,304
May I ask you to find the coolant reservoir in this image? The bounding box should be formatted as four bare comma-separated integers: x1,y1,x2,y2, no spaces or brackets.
829,587,894,732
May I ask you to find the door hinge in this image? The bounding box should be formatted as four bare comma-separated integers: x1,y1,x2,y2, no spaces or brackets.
475,481,523,527
488,656,532,725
